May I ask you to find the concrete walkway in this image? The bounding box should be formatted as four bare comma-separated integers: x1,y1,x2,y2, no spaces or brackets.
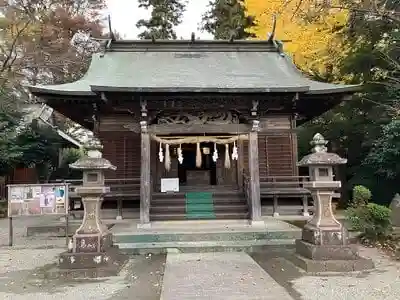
160,252,294,300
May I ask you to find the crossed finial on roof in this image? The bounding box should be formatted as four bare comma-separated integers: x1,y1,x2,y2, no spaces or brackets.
267,14,277,43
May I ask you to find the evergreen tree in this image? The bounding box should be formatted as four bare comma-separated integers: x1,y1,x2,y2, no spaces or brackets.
136,0,186,40
201,0,255,40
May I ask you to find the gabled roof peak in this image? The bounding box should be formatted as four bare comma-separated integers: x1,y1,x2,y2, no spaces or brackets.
104,39,279,53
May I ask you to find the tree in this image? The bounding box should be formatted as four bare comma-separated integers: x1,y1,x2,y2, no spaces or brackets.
364,119,400,179
0,0,105,97
0,0,106,180
136,0,187,39
295,1,400,205
201,0,256,39
244,0,350,75
0,109,25,176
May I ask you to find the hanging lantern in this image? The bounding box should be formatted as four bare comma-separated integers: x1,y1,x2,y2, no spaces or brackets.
202,147,210,155
177,144,183,164
232,141,238,161
158,142,164,163
212,142,219,162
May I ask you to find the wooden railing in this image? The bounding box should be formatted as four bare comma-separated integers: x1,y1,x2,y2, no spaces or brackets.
54,177,141,198
260,176,311,195
53,177,141,218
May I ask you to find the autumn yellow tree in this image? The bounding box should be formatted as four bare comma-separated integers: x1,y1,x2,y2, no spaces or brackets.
245,0,349,76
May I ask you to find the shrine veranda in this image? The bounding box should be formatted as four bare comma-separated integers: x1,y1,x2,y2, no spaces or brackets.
29,39,358,225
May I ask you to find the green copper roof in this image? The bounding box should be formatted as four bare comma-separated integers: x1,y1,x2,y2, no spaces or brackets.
28,40,360,96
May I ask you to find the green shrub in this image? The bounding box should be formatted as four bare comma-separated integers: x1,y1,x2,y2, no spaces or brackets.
0,199,7,218
346,203,392,242
350,185,372,207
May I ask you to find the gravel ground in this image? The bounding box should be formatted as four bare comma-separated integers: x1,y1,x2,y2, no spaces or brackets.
292,247,400,300
253,246,400,300
0,217,165,300
1,217,400,300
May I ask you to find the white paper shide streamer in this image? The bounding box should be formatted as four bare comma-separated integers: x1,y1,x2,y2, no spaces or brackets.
158,142,164,163
231,141,238,161
177,144,183,164
212,142,219,162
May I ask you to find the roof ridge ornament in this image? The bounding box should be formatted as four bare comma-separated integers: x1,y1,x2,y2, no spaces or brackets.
267,14,277,44
266,14,285,56
107,15,116,41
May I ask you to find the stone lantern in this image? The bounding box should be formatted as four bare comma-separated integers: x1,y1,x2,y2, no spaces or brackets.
293,133,374,272
59,141,126,274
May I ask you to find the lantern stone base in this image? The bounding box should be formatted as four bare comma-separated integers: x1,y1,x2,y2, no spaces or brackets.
73,232,113,252
59,246,126,269
293,240,374,272
58,231,128,277
58,246,128,277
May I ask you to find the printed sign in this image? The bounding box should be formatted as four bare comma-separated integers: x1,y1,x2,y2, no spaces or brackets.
161,178,179,193
8,184,69,217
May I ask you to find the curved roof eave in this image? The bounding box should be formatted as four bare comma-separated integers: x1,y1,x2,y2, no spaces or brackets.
305,84,362,95
89,85,310,93
279,55,362,95
28,84,96,96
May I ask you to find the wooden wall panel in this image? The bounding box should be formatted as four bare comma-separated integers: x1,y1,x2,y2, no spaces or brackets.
258,135,268,178
243,140,249,174
99,131,141,179
264,133,295,176
259,115,291,131
99,115,139,132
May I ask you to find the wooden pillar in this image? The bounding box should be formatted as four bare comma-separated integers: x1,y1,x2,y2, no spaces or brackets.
248,120,261,221
140,121,151,224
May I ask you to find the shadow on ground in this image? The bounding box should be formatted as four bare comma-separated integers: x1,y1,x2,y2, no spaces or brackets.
0,253,166,300
251,248,304,300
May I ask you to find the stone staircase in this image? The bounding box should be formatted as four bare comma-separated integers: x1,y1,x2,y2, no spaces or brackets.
113,220,301,255
150,190,249,221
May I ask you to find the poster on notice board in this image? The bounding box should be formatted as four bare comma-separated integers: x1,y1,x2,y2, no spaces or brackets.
7,184,69,217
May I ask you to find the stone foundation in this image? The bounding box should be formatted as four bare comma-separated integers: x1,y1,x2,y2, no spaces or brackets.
296,240,358,260
291,253,374,273
293,239,374,272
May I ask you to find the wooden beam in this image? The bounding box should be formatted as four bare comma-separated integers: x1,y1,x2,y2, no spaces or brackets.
248,120,261,221
149,123,250,135
140,121,151,224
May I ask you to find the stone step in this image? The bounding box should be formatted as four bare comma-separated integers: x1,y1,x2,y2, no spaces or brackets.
150,212,249,221
115,239,296,255
153,187,243,198
113,230,300,244
151,198,246,206
152,191,243,199
150,204,248,214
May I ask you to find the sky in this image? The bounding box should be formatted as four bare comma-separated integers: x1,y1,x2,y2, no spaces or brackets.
106,0,213,39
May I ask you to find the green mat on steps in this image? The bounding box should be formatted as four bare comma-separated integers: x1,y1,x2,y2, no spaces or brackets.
185,192,216,219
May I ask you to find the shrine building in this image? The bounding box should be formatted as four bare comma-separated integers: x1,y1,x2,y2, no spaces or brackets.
28,39,358,225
